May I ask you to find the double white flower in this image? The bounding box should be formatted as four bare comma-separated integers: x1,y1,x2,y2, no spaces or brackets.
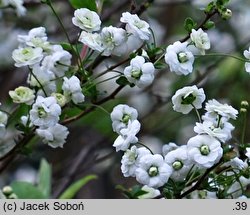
187,134,223,169
62,75,85,105
135,154,172,188
72,8,101,32
113,120,141,152
190,28,210,55
110,104,138,134
124,56,155,88
121,146,151,177
172,85,206,114
12,46,43,67
165,146,192,181
36,124,69,148
29,96,61,128
165,41,194,75
120,12,151,41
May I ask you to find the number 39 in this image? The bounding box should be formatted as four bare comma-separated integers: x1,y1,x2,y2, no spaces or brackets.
235,202,247,210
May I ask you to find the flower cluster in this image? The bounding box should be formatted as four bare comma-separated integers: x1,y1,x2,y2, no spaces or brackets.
0,0,26,16
10,27,87,148
165,28,210,75
74,9,151,57
110,85,250,198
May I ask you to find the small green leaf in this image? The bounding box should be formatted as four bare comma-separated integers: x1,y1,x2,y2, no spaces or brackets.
203,20,215,29
59,175,97,199
204,2,215,14
60,42,74,52
11,182,46,199
116,76,130,86
154,62,167,70
184,17,197,33
38,159,52,198
69,0,97,11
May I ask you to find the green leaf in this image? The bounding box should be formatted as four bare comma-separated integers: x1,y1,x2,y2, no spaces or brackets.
184,17,197,33
11,182,46,199
116,76,130,86
38,159,52,198
204,2,215,14
69,0,97,11
154,61,167,70
203,20,215,29
59,174,97,199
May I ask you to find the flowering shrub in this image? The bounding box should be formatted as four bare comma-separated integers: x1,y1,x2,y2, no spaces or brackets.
0,0,250,199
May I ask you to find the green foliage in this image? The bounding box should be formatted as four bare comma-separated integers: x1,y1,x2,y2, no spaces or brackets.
203,20,215,29
38,159,52,198
204,2,216,14
11,182,46,199
184,17,197,33
59,174,97,199
116,185,148,199
116,76,135,87
10,158,52,199
69,0,97,11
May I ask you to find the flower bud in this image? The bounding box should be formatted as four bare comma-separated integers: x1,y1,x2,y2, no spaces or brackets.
221,9,232,20
51,93,67,107
2,186,13,195
9,86,35,105
241,101,249,108
8,193,18,199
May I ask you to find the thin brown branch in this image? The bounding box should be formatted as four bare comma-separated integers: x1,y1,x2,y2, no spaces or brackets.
178,160,222,198
62,85,124,125
180,10,218,43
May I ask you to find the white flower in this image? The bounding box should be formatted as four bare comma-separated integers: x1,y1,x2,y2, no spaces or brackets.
138,185,160,199
3,0,26,16
100,26,128,56
187,135,223,169
121,146,151,177
79,31,104,53
29,96,61,128
162,142,178,156
226,157,248,170
9,86,35,105
165,41,194,75
51,93,67,107
135,154,172,188
120,12,151,41
194,120,234,143
42,46,72,77
172,85,206,114
36,123,69,148
72,8,101,32
190,28,210,55
18,27,49,49
62,76,85,104
12,47,43,67
246,148,250,159
28,65,56,96
205,99,238,120
0,111,8,126
165,146,192,181
113,120,141,152
20,115,33,128
243,47,250,73
0,111,8,139
124,56,155,88
110,104,138,134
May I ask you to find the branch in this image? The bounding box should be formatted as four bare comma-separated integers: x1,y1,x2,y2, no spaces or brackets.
178,160,222,198
180,10,218,43
62,85,124,125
